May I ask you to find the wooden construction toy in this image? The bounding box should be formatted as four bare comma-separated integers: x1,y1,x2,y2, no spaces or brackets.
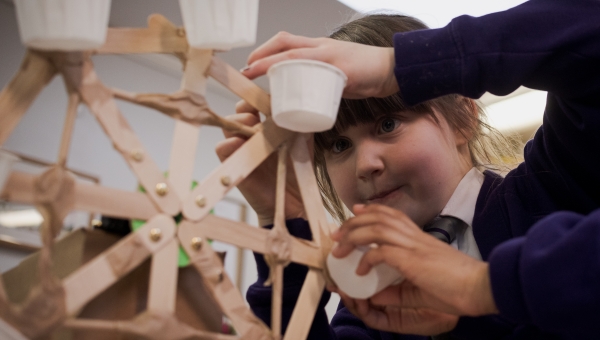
0,5,338,340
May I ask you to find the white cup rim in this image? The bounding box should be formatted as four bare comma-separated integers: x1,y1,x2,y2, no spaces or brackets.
267,59,348,83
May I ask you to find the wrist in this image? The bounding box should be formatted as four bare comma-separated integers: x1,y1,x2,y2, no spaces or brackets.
474,263,499,315
380,47,399,97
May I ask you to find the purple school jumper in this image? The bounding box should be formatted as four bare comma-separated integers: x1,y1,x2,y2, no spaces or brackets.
246,0,600,338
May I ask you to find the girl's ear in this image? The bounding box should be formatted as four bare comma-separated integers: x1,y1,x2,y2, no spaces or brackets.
468,98,479,120
453,98,479,147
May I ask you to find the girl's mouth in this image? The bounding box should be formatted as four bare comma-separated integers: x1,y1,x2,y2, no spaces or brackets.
366,186,402,203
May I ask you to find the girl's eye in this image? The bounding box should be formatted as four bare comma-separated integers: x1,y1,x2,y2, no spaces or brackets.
331,138,351,154
378,118,400,134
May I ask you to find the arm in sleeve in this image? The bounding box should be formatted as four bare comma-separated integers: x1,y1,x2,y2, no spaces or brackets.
392,0,600,106
488,209,600,338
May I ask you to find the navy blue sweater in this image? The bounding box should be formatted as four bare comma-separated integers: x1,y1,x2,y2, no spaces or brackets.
247,0,600,338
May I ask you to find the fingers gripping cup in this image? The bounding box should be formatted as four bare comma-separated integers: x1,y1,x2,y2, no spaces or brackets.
179,0,259,50
327,246,404,299
14,0,112,51
268,60,347,133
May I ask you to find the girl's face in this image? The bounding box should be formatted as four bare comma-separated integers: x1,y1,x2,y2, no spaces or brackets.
324,109,473,227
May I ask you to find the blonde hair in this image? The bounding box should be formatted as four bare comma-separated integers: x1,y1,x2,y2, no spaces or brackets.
314,14,520,223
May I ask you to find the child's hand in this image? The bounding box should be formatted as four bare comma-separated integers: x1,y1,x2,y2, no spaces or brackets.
339,289,459,336
242,32,399,99
215,100,306,226
331,204,498,319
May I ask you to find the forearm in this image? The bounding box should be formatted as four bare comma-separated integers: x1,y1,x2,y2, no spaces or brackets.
488,209,600,337
393,0,600,105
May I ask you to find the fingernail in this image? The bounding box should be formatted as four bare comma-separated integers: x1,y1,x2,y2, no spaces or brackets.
239,65,251,72
353,204,365,212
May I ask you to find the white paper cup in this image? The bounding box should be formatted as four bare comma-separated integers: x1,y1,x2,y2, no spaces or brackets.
14,0,111,51
0,150,20,193
179,0,259,50
327,246,404,299
268,60,347,133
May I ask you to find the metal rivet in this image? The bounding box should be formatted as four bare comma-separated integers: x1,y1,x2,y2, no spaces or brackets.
220,176,231,187
91,219,102,228
131,150,144,162
149,228,162,242
195,195,206,207
191,237,203,250
155,183,168,196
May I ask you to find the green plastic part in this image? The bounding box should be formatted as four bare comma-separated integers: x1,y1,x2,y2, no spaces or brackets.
131,176,211,267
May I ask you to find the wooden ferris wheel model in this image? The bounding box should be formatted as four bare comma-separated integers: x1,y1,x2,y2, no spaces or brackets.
0,13,336,340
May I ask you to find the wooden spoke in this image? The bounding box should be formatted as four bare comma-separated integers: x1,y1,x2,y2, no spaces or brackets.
57,88,80,167
283,269,326,340
63,316,238,340
1,171,158,220
179,215,322,269
147,239,179,313
166,49,206,197
271,143,290,339
178,220,272,340
271,264,284,340
209,56,271,117
182,119,294,221
182,48,213,96
61,57,180,216
290,134,335,246
62,214,176,315
95,15,188,55
273,143,289,233
168,120,200,200
0,51,56,147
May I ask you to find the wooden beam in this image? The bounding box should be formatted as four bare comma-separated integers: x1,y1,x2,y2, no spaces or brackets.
0,51,56,147
178,215,322,269
64,58,181,216
63,214,176,315
209,57,271,117
182,119,293,221
95,15,188,55
147,239,179,313
1,171,158,220
178,220,272,339
283,269,326,340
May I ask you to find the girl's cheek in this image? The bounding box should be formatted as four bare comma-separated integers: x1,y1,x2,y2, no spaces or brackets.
327,163,357,205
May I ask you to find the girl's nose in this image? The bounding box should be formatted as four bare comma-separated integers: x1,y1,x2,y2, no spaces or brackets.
355,141,384,180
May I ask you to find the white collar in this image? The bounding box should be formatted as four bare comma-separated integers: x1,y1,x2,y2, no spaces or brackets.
439,167,484,260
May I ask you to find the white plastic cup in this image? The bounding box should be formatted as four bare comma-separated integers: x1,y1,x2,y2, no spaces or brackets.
0,150,20,193
14,0,112,51
179,0,259,50
327,246,404,299
268,60,347,133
